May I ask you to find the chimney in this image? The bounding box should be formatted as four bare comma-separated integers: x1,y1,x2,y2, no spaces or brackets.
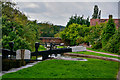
109,15,113,19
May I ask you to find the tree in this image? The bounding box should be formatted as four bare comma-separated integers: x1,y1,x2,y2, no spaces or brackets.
101,17,116,48
60,23,89,46
2,35,31,51
102,28,120,54
38,22,62,37
86,23,104,49
1,1,39,51
92,5,101,19
98,10,101,19
66,14,90,27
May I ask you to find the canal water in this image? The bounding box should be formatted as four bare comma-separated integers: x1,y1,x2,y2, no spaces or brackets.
37,54,88,61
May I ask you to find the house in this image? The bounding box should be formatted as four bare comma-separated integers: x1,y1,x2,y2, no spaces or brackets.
90,15,120,29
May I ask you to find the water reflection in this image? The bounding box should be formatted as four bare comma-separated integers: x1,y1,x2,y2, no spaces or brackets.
37,54,87,61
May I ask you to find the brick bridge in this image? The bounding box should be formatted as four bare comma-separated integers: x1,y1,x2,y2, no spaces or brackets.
39,37,63,44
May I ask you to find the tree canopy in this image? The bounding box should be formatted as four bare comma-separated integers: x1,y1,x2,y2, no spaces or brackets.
66,14,90,27
101,17,116,47
60,23,90,46
92,5,101,19
1,1,63,51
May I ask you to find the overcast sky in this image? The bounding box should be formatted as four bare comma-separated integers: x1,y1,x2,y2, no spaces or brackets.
12,0,119,26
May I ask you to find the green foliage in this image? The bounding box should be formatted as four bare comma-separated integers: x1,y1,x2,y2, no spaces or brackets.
1,1,39,51
101,18,116,47
2,1,63,51
66,14,90,27
92,39,102,49
38,23,63,37
86,23,104,49
60,23,90,46
102,29,120,54
76,37,84,45
2,34,31,51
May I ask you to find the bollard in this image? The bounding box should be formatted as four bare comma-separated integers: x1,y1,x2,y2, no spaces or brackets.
50,43,53,50
35,42,39,60
45,42,47,48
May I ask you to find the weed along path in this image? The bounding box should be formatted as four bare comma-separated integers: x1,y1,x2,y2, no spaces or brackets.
87,50,120,57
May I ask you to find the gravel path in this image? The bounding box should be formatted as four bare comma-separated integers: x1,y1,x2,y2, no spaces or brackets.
87,50,120,57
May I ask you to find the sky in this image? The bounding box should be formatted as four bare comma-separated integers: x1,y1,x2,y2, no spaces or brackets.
11,0,119,26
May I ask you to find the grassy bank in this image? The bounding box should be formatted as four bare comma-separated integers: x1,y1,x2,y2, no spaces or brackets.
57,46,67,48
72,51,120,59
2,59,119,78
87,48,118,55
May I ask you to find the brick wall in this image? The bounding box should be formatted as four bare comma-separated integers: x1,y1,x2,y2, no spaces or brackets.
90,19,120,29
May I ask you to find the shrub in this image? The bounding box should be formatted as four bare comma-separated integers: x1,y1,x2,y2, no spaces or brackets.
101,18,116,47
92,39,102,49
102,29,120,54
76,37,84,45
60,23,89,46
2,34,31,51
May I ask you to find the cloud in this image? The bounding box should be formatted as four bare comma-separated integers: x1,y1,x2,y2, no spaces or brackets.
13,0,120,2
25,3,39,8
15,2,118,26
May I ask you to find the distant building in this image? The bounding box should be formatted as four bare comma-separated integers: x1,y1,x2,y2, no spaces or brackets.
90,15,120,29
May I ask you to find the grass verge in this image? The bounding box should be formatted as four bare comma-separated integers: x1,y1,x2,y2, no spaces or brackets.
87,48,118,55
57,46,67,48
2,59,119,78
72,51,120,59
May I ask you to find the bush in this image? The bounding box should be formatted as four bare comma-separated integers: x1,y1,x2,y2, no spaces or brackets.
101,18,116,47
60,23,89,46
92,40,102,49
2,34,31,51
102,29,120,54
87,23,104,47
76,37,84,45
